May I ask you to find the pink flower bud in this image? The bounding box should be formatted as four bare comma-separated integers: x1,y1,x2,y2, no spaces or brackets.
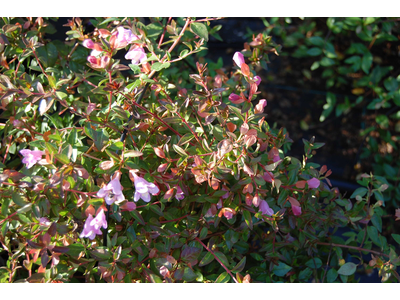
82,39,95,49
233,52,245,67
259,200,274,216
157,163,168,173
253,194,261,207
254,76,261,85
121,201,136,211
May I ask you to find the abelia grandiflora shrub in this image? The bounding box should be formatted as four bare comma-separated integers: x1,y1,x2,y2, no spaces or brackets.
0,17,399,283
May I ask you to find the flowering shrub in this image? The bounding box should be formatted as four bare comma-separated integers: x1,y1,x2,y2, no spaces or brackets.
0,17,399,283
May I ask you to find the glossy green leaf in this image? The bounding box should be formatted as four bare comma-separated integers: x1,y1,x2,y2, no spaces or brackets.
215,272,230,283
191,22,209,42
337,262,357,276
327,268,338,282
273,262,292,277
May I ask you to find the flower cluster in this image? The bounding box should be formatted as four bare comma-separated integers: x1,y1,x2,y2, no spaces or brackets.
19,149,44,169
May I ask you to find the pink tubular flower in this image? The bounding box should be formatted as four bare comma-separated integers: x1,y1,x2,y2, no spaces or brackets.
259,200,274,216
80,209,107,240
20,149,44,169
307,178,320,189
220,208,235,220
233,51,245,67
175,186,184,201
125,45,147,65
82,39,95,49
113,27,139,49
87,55,110,69
97,178,125,205
254,99,267,114
132,173,159,202
254,76,261,86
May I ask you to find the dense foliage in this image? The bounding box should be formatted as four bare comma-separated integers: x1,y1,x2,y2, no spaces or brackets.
257,17,400,207
0,17,399,283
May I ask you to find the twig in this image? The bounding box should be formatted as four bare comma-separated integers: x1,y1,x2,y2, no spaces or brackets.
195,237,239,283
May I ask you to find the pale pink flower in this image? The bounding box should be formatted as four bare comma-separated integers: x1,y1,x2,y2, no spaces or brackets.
113,27,139,49
307,178,320,189
233,52,245,67
20,149,44,169
221,185,230,199
80,209,107,240
259,200,274,216
121,201,136,211
132,173,159,202
87,55,110,69
217,199,223,209
39,217,51,226
222,208,235,220
97,178,125,205
125,45,147,65
82,39,95,49
254,76,261,85
159,265,170,278
175,186,184,201
254,99,267,114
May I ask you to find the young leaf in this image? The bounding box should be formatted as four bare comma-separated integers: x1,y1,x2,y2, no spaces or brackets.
190,22,209,42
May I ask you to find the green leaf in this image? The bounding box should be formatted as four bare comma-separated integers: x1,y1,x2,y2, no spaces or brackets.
361,52,373,74
126,225,137,243
215,272,230,283
273,262,292,277
309,36,324,47
67,244,85,258
151,62,171,71
306,47,322,56
337,262,357,276
391,234,400,246
123,150,143,158
242,210,253,230
327,268,338,282
190,22,209,42
367,226,381,246
199,252,214,267
305,258,322,269
350,187,368,199
231,256,246,273
320,92,337,122
384,77,399,92
172,144,188,157
12,192,28,206
214,251,229,267
298,267,312,281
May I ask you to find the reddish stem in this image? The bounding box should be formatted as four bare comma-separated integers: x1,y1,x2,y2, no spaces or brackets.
195,237,238,283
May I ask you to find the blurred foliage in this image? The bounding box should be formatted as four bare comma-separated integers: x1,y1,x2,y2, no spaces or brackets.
250,17,400,207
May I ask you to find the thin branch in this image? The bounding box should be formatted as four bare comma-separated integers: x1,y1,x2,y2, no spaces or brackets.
195,237,238,283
